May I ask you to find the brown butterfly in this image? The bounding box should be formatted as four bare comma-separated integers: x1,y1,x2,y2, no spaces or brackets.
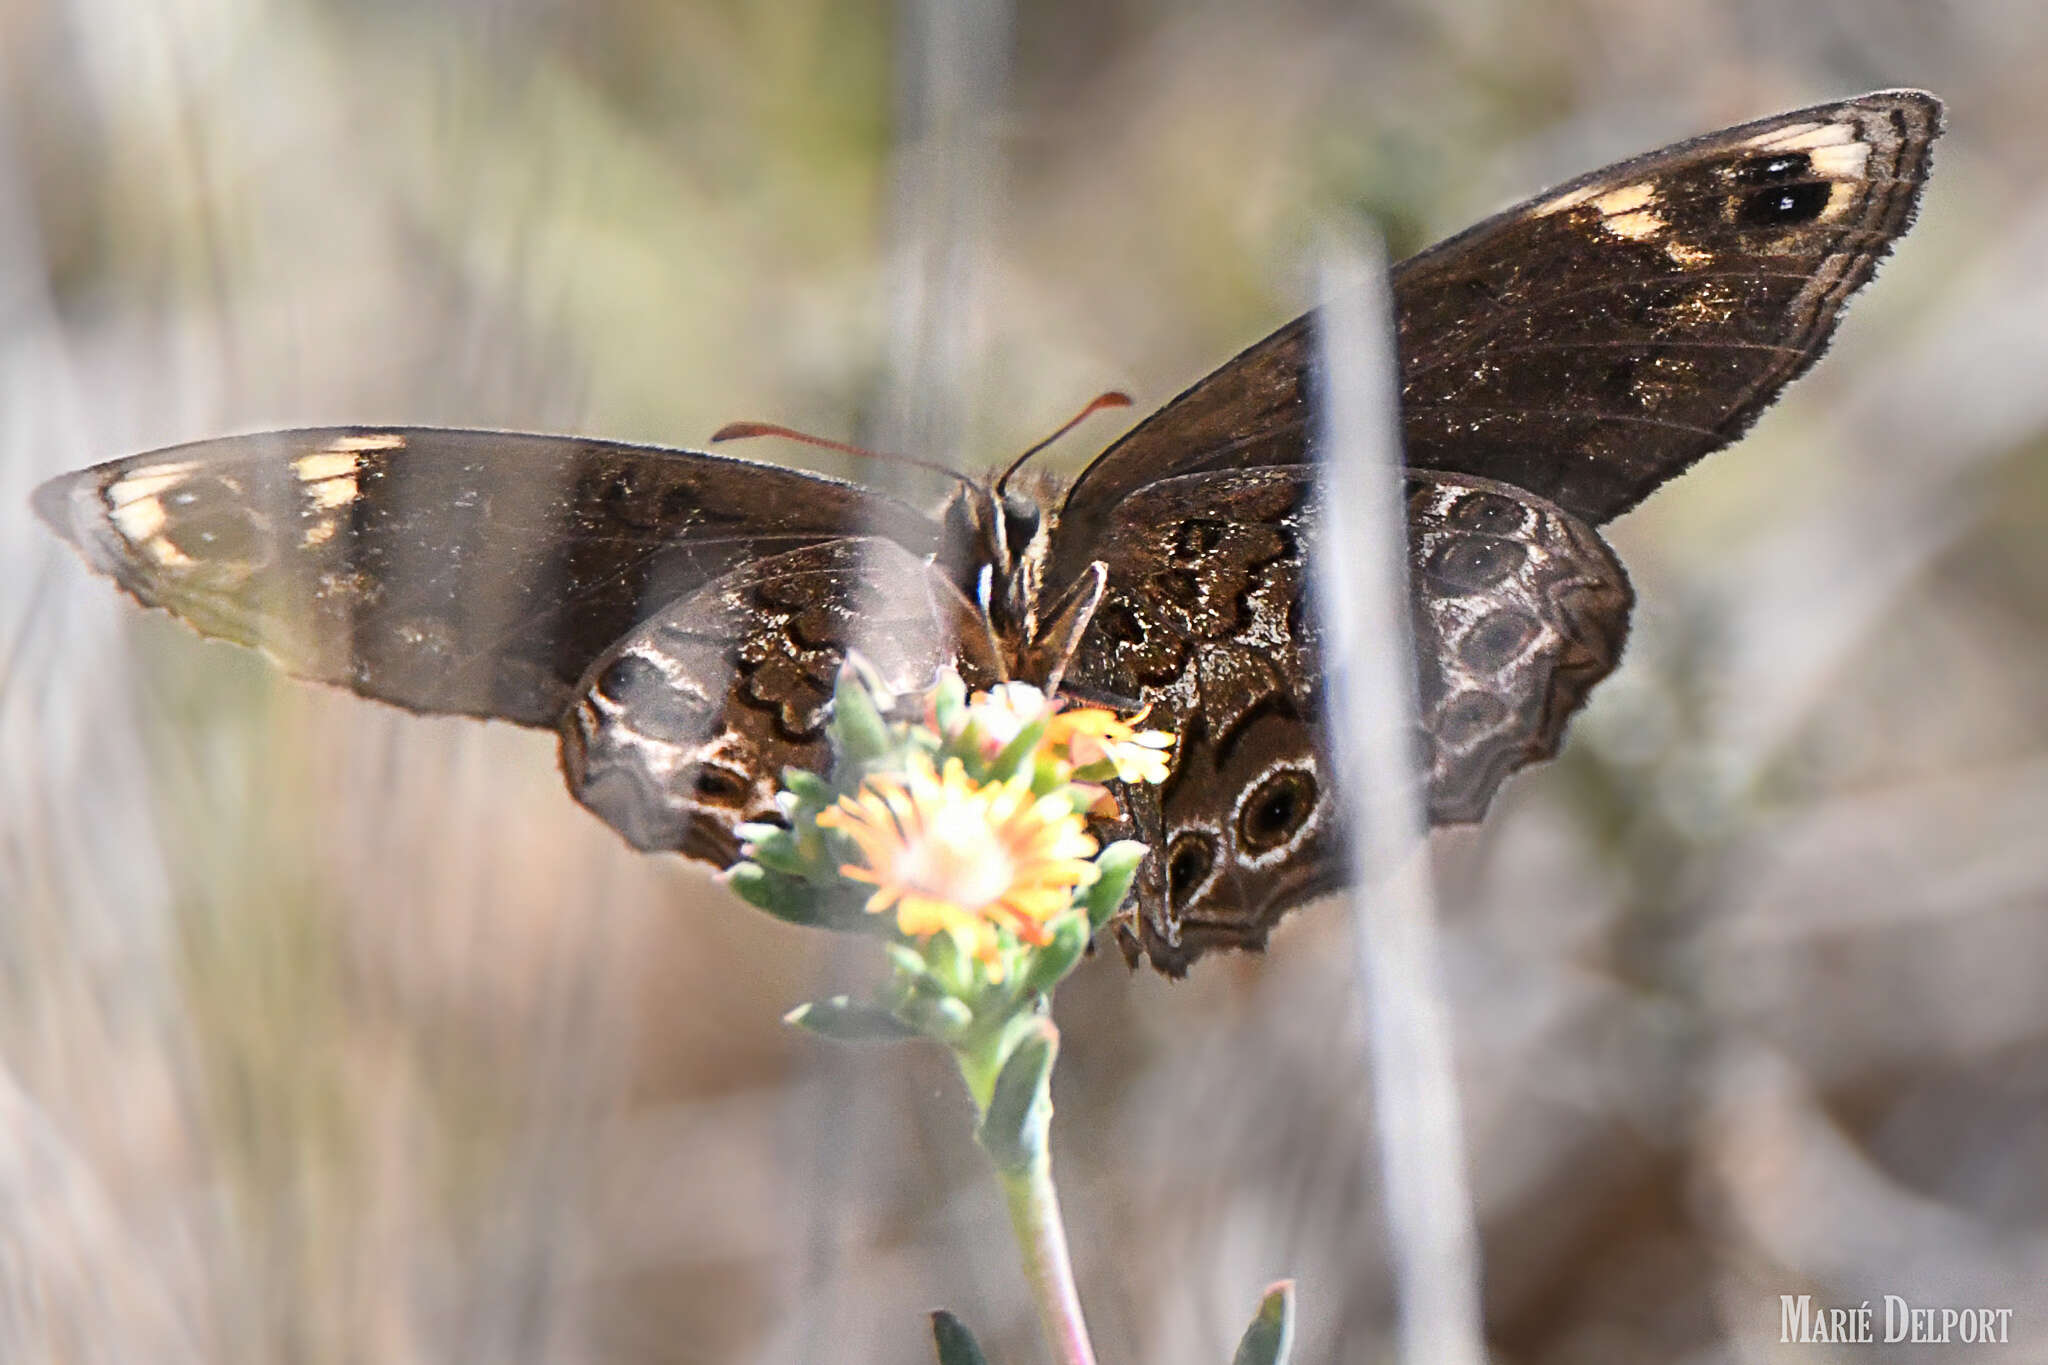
34,91,1941,974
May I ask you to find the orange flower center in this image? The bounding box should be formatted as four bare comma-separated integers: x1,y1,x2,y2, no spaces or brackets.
894,801,1017,912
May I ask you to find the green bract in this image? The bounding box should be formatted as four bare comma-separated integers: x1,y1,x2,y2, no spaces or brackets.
724,662,1155,1064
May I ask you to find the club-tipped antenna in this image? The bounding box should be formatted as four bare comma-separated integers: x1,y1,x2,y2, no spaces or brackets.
993,391,1134,499
710,420,974,490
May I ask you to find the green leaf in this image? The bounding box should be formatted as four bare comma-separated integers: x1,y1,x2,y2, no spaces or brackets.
926,926,973,997
932,670,969,735
725,864,824,926
779,767,833,807
977,1020,1057,1172
1230,1281,1295,1365
830,663,896,764
901,993,975,1042
1030,752,1074,796
985,716,1049,785
885,942,931,979
1080,840,1147,933
929,1310,988,1365
784,996,919,1043
1017,912,1090,997
737,826,811,877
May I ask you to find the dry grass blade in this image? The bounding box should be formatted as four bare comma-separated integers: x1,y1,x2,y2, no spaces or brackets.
1311,231,1486,1365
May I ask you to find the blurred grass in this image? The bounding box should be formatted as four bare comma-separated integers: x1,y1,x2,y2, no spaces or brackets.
5,1,2048,1362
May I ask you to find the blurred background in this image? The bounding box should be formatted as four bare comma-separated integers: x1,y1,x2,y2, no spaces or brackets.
5,1,2047,1361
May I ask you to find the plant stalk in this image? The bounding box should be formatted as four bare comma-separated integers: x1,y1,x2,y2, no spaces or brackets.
955,988,1095,1362
997,1159,1097,1365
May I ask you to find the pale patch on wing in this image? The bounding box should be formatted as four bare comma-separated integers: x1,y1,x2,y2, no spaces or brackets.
1537,179,1660,221
1533,184,1597,216
103,461,214,566
1602,209,1664,241
1556,182,1669,242
292,450,361,482
1665,239,1713,268
1591,182,1657,216
1817,181,1856,222
321,432,407,454
1808,141,1873,178
305,475,359,511
108,493,168,546
1744,120,1857,152
292,447,364,520
104,461,201,508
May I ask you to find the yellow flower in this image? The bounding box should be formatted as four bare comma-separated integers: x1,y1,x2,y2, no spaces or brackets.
817,753,1099,972
1045,707,1175,785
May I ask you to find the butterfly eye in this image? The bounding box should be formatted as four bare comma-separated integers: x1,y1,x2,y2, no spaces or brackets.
1000,492,1041,554
1238,769,1318,853
1165,834,1215,906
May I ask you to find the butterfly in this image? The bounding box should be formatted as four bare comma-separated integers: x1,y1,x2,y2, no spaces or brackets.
35,90,1941,974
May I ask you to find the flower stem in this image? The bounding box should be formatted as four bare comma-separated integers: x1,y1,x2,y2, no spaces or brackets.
997,1158,1097,1365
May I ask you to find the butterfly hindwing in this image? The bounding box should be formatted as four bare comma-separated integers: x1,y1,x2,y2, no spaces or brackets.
561,538,1001,862
1059,467,1630,973
1049,87,1941,581
34,428,942,726
1406,472,1632,823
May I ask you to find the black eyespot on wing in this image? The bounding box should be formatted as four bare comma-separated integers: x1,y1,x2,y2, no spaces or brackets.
1238,769,1318,853
1735,151,1812,185
1166,833,1216,906
1737,180,1832,226
1437,690,1510,746
1457,611,1539,671
1424,535,1527,595
691,766,748,803
596,653,701,743
596,653,658,701
1447,491,1527,534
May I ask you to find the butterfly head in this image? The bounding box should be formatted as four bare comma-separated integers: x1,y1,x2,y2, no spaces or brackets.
933,474,1067,654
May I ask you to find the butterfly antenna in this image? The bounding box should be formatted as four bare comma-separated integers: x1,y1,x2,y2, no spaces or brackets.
711,421,974,490
993,391,1134,499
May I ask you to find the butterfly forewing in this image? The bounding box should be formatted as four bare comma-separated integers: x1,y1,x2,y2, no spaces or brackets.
1394,89,1940,520
1049,88,1941,584
35,428,942,725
